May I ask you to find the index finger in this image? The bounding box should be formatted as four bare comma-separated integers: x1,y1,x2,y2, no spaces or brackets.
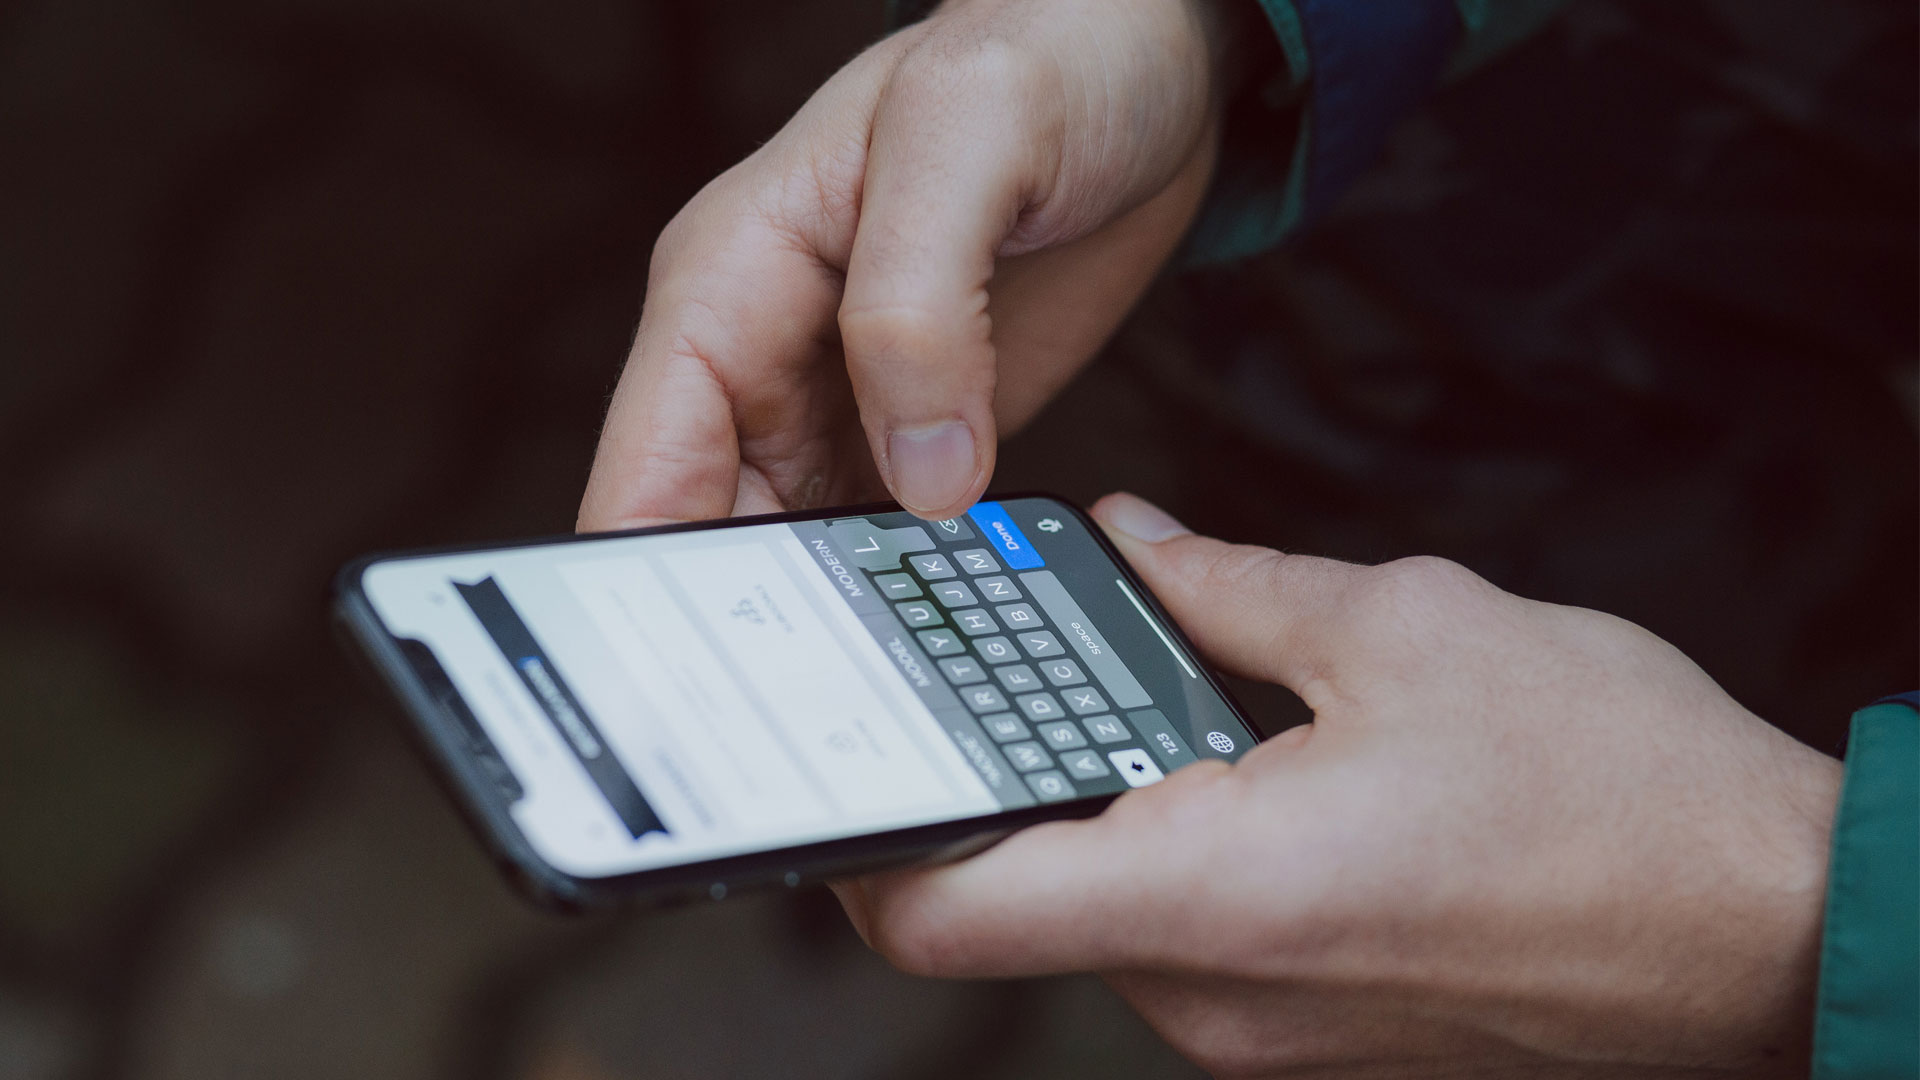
578,209,845,531
578,337,740,531
842,759,1240,979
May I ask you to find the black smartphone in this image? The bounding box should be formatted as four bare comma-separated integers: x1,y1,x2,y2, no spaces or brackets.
333,493,1260,909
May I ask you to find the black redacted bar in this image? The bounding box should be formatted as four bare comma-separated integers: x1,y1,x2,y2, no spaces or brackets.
454,576,669,839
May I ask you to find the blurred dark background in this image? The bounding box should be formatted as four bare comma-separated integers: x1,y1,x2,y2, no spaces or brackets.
1,0,1913,1077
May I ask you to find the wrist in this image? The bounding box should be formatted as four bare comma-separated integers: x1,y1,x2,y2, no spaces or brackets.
1746,742,1842,1069
1682,737,1841,1074
1523,722,1842,1074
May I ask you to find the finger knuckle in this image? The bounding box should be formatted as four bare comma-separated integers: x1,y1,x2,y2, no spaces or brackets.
837,303,944,356
835,306,931,381
647,163,765,279
838,303,996,392
890,34,1041,113
1384,553,1480,591
648,211,696,278
1353,555,1486,624
1187,543,1291,605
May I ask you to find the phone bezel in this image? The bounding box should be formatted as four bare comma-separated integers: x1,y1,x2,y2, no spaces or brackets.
331,491,1260,911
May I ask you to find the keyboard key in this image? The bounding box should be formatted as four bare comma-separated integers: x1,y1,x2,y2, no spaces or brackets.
1019,569,1152,708
1108,748,1165,788
953,608,998,636
909,553,956,579
980,713,1029,743
1025,770,1076,802
873,573,922,600
994,664,1042,693
894,601,941,628
995,603,1042,630
1040,659,1086,686
930,515,975,541
1018,631,1065,658
1016,692,1064,722
975,576,1021,602
939,657,987,685
953,548,1002,575
1002,741,1051,772
1081,714,1130,744
1127,708,1200,771
929,581,977,608
974,636,1019,663
916,629,965,656
960,684,1009,714
1036,720,1086,750
827,520,935,571
1059,749,1110,780
966,502,1045,570
1061,686,1109,715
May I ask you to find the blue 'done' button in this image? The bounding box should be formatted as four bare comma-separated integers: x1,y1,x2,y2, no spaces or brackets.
965,501,1044,569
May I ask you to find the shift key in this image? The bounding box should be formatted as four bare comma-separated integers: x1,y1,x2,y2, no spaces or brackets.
1017,571,1151,708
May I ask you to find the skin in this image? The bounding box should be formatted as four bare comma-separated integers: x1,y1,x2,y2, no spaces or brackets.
836,493,1842,1079
580,0,1843,1073
577,0,1227,529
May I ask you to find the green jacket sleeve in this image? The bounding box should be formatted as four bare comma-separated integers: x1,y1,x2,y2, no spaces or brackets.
1189,0,1569,262
1811,697,1919,1080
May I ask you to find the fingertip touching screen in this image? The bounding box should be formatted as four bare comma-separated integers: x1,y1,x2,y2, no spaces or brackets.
359,497,1254,878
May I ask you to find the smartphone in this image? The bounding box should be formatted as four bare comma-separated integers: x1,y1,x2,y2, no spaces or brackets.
333,493,1260,909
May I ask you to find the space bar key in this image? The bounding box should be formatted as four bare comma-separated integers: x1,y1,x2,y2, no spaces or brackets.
1017,570,1152,709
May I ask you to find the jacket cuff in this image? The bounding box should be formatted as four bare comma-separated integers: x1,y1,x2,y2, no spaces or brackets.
1811,696,1919,1080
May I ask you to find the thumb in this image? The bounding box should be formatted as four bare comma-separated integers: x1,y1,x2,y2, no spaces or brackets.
845,757,1238,978
1091,493,1363,695
837,56,1048,519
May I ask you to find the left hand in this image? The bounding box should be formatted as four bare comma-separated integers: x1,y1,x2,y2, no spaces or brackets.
578,0,1227,530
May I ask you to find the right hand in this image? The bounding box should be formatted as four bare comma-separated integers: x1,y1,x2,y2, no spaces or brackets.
836,493,1840,1077
579,0,1228,530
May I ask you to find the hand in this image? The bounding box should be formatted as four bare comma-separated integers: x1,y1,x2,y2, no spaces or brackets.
578,0,1226,529
835,493,1843,1078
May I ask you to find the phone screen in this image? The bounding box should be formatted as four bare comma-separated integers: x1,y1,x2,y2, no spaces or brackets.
355,496,1255,880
